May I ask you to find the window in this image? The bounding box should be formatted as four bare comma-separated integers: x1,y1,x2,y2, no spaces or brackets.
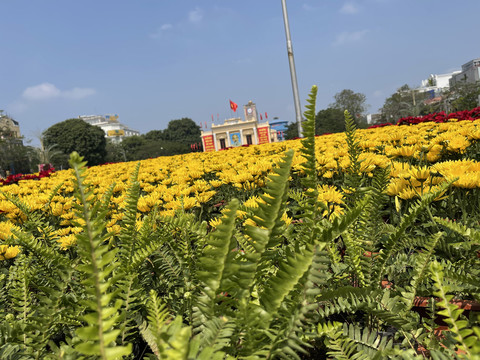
246,134,252,145
220,138,226,149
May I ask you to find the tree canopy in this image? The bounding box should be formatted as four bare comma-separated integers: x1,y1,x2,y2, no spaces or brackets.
330,89,368,120
444,81,480,112
43,119,107,168
380,84,430,121
315,108,346,134
162,117,201,145
0,139,36,175
380,81,480,122
105,117,201,162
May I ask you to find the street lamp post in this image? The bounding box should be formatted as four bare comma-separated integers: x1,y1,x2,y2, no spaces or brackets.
281,0,303,137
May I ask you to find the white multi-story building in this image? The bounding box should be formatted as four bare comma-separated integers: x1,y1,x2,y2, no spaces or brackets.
450,58,480,86
419,71,461,97
79,114,139,142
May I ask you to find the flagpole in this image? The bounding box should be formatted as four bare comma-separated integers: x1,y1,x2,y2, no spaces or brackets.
281,0,303,137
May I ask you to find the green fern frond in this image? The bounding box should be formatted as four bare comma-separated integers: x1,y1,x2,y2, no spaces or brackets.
374,181,451,286
7,254,33,329
317,287,413,330
42,180,65,212
342,110,363,203
268,243,331,359
402,232,445,307
349,166,391,286
196,198,239,319
435,217,480,245
318,321,362,360
298,85,319,219
140,313,195,360
430,261,478,358
129,212,166,271
442,262,480,290
343,323,394,358
143,289,170,357
259,244,315,316
117,162,141,269
253,149,294,248
198,316,234,353
159,316,192,359
260,196,368,317
10,227,71,279
248,150,294,284
117,274,142,346
68,152,131,359
342,231,368,287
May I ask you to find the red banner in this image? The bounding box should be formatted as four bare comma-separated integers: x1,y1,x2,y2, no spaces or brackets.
229,100,238,112
202,135,215,152
257,127,270,145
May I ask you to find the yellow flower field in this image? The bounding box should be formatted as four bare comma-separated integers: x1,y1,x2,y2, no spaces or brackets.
1,117,480,255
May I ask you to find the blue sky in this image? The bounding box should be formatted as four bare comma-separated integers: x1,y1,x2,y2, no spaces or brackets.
1,0,479,144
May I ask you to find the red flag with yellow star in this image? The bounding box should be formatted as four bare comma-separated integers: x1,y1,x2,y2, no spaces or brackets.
229,100,238,112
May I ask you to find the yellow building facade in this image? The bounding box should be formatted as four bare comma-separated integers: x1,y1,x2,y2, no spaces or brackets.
201,101,277,152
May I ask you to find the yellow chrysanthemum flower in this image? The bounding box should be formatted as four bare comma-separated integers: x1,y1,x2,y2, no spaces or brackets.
281,212,292,227
0,245,21,260
57,234,76,250
318,185,344,205
209,180,224,188
195,190,216,204
209,217,223,229
409,166,431,182
243,196,261,209
0,222,19,240
397,187,417,200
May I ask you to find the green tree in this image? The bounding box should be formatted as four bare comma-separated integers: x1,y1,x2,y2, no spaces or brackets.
105,118,201,162
330,89,368,121
107,136,192,162
380,84,431,121
43,119,107,168
36,136,62,166
284,122,300,140
445,81,480,112
105,139,127,163
118,136,146,161
0,138,37,175
143,129,165,142
162,117,201,145
315,108,346,134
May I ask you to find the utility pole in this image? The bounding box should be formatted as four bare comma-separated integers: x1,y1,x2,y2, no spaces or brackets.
281,0,303,137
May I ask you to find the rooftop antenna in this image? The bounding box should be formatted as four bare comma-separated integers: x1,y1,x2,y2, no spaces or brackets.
281,0,303,137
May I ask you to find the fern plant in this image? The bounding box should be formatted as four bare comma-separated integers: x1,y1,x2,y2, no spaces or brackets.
1,86,479,359
67,152,132,359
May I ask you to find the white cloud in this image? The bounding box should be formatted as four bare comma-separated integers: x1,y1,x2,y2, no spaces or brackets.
340,2,359,14
150,7,203,40
333,30,368,46
150,23,173,39
22,83,60,100
22,83,95,101
188,7,203,23
160,23,172,31
373,90,383,98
